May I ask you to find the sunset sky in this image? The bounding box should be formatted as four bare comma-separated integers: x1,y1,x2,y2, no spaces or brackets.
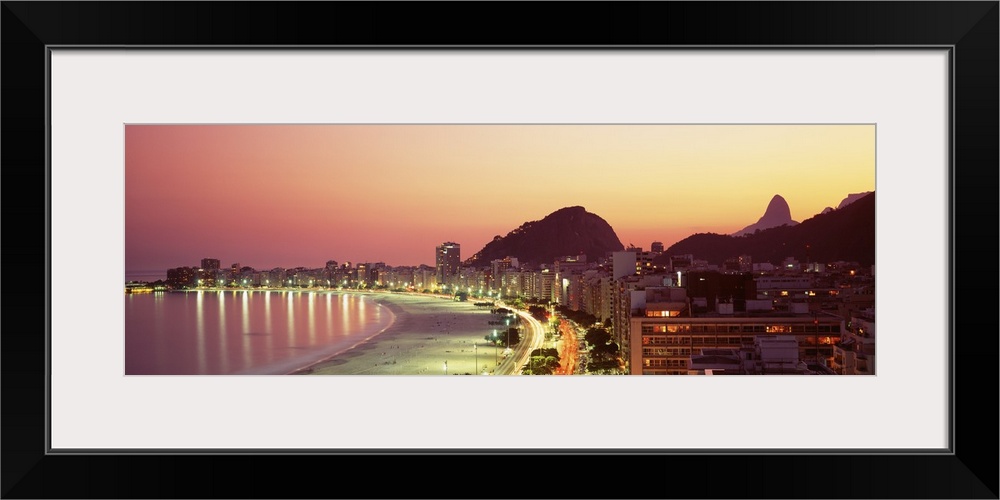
125,124,874,273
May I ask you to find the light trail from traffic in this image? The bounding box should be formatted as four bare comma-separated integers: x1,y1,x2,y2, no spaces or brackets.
554,319,579,375
491,306,545,375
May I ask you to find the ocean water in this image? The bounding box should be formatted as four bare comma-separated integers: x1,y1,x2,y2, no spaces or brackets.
125,290,393,375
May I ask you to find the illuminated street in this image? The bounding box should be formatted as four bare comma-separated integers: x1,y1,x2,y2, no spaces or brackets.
554,318,579,375
491,307,545,375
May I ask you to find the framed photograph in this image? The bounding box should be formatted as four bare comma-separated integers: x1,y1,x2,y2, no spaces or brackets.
4,2,996,498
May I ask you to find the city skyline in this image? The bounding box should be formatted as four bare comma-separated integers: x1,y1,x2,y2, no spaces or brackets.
125,124,874,272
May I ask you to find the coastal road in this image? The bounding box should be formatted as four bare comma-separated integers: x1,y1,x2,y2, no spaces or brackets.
493,309,545,375
554,319,579,375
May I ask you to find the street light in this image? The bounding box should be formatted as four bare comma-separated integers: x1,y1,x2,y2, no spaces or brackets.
474,343,478,374
492,330,498,368
505,318,510,349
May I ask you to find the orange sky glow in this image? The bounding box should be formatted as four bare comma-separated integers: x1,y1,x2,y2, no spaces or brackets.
125,124,874,272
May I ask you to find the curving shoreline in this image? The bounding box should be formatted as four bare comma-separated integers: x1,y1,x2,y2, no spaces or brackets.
284,295,400,375
292,292,501,375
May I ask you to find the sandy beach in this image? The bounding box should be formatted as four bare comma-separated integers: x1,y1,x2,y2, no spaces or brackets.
294,293,509,375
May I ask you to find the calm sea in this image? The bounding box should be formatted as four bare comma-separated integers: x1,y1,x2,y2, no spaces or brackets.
125,290,393,375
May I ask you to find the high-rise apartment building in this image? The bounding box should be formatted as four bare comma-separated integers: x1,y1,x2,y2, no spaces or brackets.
435,242,461,287
357,263,369,285
490,256,518,290
201,258,220,270
612,251,637,280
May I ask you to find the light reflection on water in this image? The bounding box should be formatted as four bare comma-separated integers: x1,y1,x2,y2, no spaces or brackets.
241,290,250,370
125,291,392,375
218,291,227,373
308,291,316,343
196,291,206,373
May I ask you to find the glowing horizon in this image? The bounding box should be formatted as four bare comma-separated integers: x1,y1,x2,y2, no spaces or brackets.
125,124,874,272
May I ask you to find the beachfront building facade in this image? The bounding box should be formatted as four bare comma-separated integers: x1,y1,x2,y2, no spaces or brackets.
580,271,607,322
627,307,845,375
490,257,518,290
552,255,588,309
454,267,490,295
435,242,461,288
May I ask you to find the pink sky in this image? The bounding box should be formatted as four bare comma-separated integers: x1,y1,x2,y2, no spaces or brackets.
125,125,874,273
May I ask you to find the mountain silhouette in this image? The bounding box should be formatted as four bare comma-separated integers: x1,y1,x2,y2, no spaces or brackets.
658,192,875,266
836,191,874,210
465,206,624,267
731,194,799,236
814,191,873,218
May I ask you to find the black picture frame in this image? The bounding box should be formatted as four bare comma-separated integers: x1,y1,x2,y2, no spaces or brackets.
3,2,997,498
